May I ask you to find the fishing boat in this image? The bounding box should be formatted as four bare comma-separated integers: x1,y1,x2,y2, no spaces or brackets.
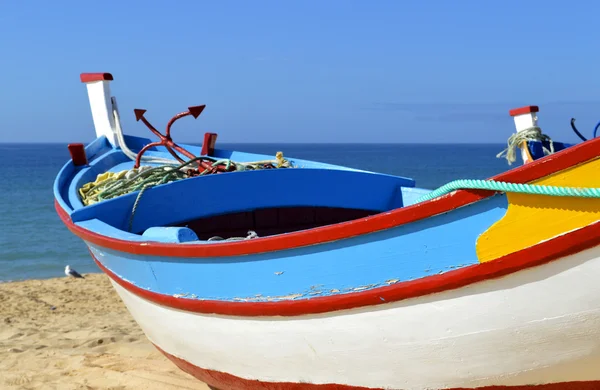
54,72,600,390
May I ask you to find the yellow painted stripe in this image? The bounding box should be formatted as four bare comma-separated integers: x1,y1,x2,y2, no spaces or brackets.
476,157,600,263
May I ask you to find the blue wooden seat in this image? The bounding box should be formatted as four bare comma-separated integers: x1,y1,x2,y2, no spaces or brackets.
70,168,416,235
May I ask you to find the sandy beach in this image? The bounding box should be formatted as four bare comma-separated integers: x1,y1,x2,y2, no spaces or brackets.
0,273,209,390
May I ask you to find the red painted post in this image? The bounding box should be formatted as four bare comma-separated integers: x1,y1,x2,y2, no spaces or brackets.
201,133,218,156
68,143,88,166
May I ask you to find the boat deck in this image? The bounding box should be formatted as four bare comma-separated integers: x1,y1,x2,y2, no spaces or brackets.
55,135,430,243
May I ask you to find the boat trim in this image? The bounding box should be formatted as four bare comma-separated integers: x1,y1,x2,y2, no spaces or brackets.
56,133,600,258
90,218,600,316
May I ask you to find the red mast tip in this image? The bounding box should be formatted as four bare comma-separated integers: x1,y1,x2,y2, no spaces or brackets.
80,73,114,83
188,105,206,119
134,109,147,121
509,105,539,117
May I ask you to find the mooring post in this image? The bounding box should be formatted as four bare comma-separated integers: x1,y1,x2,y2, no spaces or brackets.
80,72,118,147
508,105,539,164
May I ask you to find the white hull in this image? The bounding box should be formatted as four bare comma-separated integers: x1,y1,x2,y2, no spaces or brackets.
106,244,600,389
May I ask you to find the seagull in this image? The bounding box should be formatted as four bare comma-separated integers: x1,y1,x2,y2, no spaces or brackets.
65,265,84,279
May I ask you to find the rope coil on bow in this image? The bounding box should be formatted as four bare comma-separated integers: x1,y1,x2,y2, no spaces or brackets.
496,126,555,165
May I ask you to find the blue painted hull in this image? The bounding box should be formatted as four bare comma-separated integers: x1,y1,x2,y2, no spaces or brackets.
57,73,600,389
54,133,511,303
87,194,507,302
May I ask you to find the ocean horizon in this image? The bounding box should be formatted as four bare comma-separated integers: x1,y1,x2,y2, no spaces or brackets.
0,142,513,282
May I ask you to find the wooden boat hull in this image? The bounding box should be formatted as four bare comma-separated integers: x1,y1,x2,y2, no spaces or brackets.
54,73,600,389
54,134,600,388
90,243,600,390
56,170,600,389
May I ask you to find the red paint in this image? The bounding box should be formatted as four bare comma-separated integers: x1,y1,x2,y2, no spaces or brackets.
134,109,147,121
79,73,114,83
201,132,218,156
90,217,600,316
188,105,206,119
154,344,600,390
509,105,539,117
133,107,201,168
67,143,88,166
54,131,600,258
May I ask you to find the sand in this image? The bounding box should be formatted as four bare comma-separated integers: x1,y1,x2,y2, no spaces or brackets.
0,273,209,390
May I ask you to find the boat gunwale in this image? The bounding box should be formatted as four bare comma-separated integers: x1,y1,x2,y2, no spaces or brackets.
55,134,600,258
91,219,600,316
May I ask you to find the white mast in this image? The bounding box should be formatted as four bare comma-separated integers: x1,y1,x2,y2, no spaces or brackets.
80,73,118,147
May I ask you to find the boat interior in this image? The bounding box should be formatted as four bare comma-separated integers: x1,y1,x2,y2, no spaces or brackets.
56,135,431,243
58,78,591,245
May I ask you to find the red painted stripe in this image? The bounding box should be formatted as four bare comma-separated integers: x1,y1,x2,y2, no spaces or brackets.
54,190,488,257
54,128,600,258
509,105,539,117
154,344,600,390
80,72,114,82
92,218,600,317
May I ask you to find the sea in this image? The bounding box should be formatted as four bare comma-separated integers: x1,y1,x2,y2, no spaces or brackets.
0,143,512,282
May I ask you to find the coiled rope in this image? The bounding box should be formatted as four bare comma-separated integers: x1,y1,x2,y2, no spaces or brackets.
80,164,189,206
415,178,600,203
81,154,292,205
79,154,293,231
496,126,554,165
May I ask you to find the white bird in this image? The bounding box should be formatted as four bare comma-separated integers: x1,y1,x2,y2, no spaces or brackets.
65,265,84,279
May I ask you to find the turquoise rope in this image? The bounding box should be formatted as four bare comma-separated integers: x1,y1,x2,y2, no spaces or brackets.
415,179,600,203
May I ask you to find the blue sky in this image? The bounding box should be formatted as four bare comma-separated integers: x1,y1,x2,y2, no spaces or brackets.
1,0,599,143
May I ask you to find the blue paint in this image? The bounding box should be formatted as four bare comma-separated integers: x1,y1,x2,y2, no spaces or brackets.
68,150,131,210
53,161,76,213
53,136,112,213
400,187,434,207
75,219,155,242
71,167,416,234
142,227,199,243
56,135,508,302
526,140,574,161
56,134,414,216
88,194,508,302
84,136,114,161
